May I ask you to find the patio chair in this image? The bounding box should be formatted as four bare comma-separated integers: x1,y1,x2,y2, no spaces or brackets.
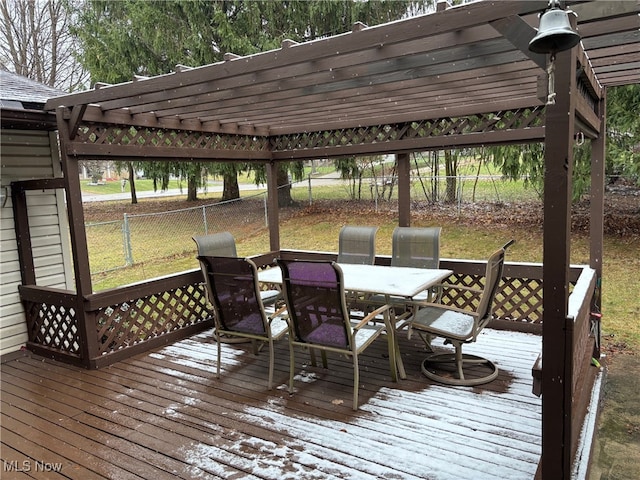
193,231,237,257
391,226,441,270
337,225,378,265
277,258,396,410
407,240,514,386
363,226,442,313
196,255,289,390
193,232,280,305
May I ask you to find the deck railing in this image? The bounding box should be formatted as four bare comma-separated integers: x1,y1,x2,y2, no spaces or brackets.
19,250,590,369
567,267,600,477
19,270,213,368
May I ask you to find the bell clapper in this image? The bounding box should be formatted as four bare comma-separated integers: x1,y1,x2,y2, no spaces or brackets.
546,53,556,106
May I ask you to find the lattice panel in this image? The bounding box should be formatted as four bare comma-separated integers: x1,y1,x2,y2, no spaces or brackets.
499,277,543,323
75,124,270,152
95,283,213,355
441,274,543,324
271,107,545,150
73,108,545,154
25,301,81,355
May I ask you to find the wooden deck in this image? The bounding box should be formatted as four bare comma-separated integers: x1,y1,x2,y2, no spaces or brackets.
1,328,542,479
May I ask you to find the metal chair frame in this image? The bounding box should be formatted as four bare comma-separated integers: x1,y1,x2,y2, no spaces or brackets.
408,240,514,386
197,255,289,390
277,258,397,410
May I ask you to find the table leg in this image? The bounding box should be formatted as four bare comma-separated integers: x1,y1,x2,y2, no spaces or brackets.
388,308,407,380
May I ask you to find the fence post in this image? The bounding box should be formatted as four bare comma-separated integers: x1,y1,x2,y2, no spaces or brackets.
263,194,268,227
202,206,208,234
122,213,133,266
308,174,312,206
457,175,463,215
374,181,379,212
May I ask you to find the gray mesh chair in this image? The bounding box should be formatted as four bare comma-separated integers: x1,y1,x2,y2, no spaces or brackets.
337,225,378,265
277,258,396,410
391,226,441,269
193,232,280,305
393,226,442,302
364,226,442,311
193,231,237,257
407,240,514,386
197,255,289,390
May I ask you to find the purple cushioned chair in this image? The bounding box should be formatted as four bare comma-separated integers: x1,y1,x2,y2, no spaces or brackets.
197,255,288,390
277,258,397,410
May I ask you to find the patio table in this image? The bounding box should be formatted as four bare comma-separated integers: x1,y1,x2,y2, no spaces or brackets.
259,263,453,379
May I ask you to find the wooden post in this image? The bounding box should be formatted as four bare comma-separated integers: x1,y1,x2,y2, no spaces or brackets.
56,106,97,364
11,178,66,286
590,91,606,358
397,153,411,227
541,47,577,480
10,186,36,285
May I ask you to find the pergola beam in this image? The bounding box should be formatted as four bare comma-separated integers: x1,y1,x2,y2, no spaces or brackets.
45,1,549,112
64,144,273,161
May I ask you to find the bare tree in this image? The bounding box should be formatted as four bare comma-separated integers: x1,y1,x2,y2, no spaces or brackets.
0,0,88,91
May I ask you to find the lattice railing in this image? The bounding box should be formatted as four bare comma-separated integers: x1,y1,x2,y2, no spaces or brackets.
95,283,212,355
441,273,543,324
19,273,215,368
271,107,545,151
25,301,81,356
75,123,270,152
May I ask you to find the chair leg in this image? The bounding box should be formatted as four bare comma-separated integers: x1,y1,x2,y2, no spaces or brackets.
320,350,328,369
352,354,359,410
413,331,435,352
250,339,260,355
216,334,222,379
289,342,296,394
267,338,274,390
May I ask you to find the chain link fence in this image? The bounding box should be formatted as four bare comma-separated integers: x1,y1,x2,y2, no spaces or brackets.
86,175,540,276
290,174,540,207
85,192,271,275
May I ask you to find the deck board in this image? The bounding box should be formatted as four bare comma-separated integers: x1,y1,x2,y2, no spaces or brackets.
1,328,542,479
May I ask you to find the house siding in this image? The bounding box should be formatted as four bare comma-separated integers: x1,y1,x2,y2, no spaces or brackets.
0,128,73,356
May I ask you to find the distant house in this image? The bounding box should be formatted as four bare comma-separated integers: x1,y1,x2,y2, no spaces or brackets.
0,70,74,356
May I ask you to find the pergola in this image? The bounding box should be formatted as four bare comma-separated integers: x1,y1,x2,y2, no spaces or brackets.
12,0,639,478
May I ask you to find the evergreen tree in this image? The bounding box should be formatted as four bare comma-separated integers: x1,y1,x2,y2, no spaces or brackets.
73,0,427,204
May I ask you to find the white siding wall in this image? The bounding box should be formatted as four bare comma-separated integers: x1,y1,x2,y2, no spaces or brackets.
0,129,73,356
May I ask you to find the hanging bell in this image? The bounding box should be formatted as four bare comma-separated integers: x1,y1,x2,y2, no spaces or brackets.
528,3,581,54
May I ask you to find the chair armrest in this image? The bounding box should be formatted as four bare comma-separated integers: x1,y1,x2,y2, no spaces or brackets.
410,301,480,318
435,283,483,295
353,304,391,330
268,304,288,322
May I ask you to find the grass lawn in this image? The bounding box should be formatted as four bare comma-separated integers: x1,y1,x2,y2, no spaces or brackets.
88,203,639,353
81,178,185,195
